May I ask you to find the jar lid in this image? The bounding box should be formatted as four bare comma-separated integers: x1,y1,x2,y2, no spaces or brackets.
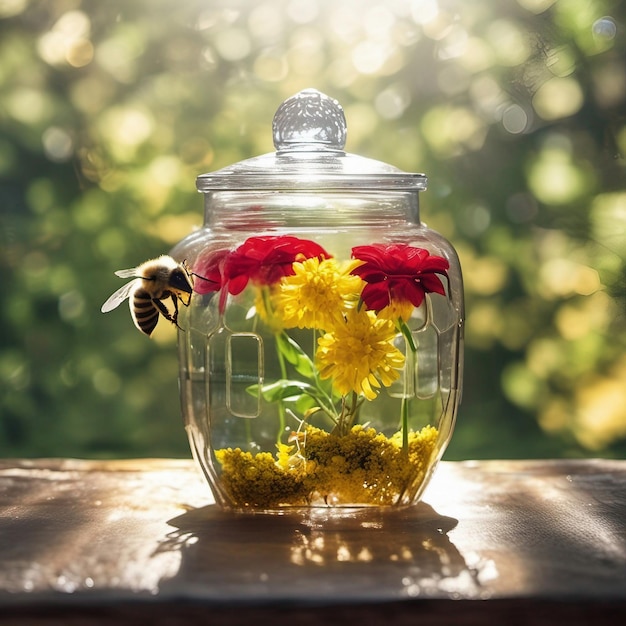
196,89,427,192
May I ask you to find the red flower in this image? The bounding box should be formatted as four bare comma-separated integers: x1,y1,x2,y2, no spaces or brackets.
193,249,230,295
193,236,330,312
224,235,330,295
351,243,449,312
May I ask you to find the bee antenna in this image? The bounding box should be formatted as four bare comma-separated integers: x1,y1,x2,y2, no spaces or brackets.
192,272,215,283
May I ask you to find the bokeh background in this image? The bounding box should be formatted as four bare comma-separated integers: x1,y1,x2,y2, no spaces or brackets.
1,0,625,460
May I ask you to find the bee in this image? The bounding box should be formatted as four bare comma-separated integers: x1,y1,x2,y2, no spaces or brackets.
101,255,195,336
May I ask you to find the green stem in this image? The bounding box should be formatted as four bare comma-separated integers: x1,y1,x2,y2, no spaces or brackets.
260,287,288,445
275,338,288,444
398,316,417,352
333,395,347,437
398,317,417,455
401,395,409,456
347,390,358,432
334,391,360,437
307,326,344,428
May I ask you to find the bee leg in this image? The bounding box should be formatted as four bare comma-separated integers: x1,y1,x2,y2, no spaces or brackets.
152,297,184,331
170,294,184,331
170,294,187,332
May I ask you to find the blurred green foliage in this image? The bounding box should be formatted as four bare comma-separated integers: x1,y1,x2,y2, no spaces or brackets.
0,0,625,460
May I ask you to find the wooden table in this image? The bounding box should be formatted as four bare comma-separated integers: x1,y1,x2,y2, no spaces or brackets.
1,458,625,624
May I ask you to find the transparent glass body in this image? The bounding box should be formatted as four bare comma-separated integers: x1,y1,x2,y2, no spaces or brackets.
171,91,464,512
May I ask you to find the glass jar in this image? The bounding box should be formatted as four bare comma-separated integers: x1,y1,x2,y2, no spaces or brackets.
171,89,464,512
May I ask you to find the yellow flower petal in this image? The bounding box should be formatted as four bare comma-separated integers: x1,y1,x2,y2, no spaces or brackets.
275,257,363,330
315,308,405,400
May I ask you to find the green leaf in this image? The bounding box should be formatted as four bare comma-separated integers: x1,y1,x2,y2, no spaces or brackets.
294,394,318,414
276,332,316,378
247,379,316,403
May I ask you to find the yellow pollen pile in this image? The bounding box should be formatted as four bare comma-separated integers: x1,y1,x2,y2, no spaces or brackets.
214,425,439,509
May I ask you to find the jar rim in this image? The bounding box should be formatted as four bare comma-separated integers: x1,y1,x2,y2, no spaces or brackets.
196,151,427,192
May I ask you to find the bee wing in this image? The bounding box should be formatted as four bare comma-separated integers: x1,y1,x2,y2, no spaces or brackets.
101,279,140,313
114,267,141,279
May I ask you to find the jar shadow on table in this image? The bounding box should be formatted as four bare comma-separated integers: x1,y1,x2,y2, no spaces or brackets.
160,503,474,601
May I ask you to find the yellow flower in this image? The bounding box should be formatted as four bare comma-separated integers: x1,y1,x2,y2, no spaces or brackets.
275,257,362,330
376,300,415,323
316,308,405,400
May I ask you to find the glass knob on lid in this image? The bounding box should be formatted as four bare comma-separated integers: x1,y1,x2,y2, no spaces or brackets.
195,88,426,191
272,88,347,152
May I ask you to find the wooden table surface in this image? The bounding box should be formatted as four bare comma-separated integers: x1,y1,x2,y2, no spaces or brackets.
0,457,625,624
